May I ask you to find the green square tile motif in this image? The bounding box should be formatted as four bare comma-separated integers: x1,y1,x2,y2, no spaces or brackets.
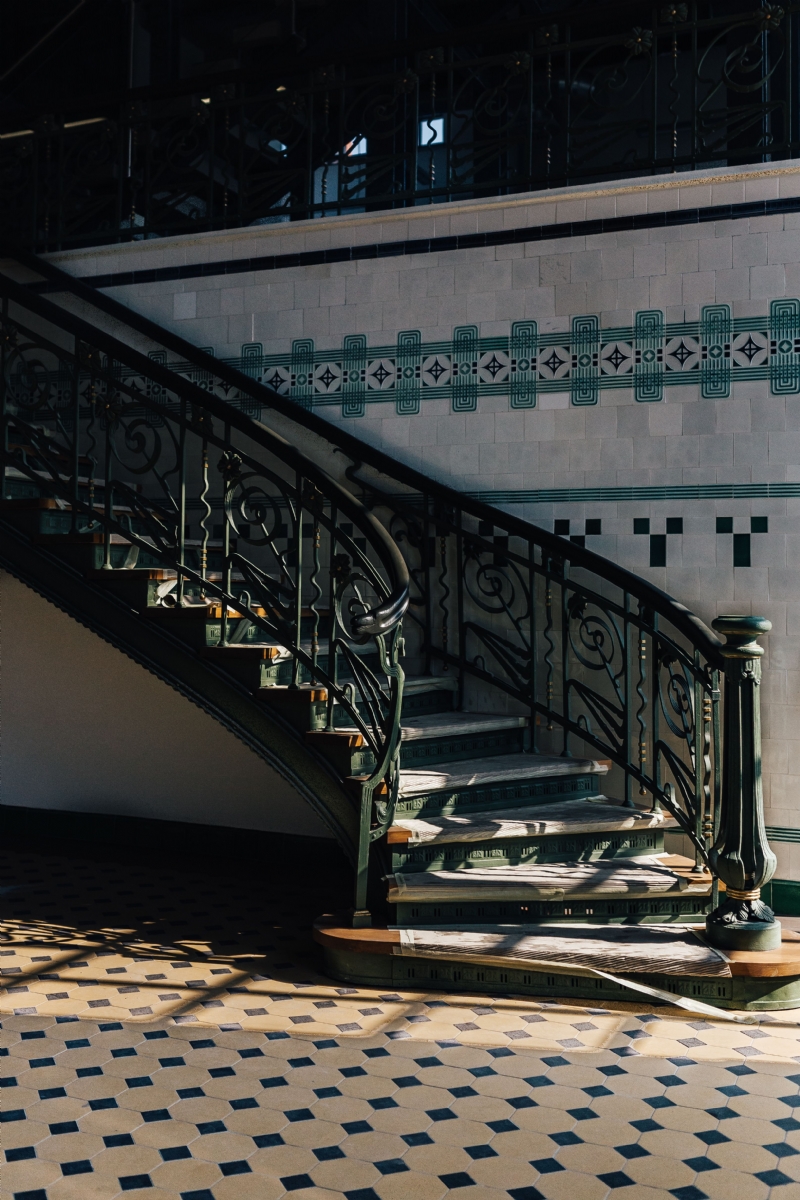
153,302,800,417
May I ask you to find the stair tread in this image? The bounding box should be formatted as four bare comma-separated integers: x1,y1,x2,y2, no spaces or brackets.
399,712,527,741
389,798,676,845
395,923,730,978
388,858,711,902
398,753,608,797
403,676,459,694
317,713,529,742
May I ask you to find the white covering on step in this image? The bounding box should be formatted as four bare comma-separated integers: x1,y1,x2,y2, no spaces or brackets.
387,861,707,902
395,923,730,977
392,798,673,844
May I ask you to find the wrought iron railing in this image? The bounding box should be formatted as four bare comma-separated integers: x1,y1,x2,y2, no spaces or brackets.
0,271,410,914
348,473,726,873
8,254,730,884
1,0,797,252
5,252,785,942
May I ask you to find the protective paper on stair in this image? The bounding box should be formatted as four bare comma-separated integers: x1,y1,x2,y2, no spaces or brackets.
387,861,703,901
398,753,608,797
396,924,731,977
392,798,672,845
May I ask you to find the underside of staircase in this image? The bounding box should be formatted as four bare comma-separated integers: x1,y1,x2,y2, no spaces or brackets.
1,248,796,1011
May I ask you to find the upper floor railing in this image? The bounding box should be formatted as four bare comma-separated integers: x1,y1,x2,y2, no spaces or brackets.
1,0,798,252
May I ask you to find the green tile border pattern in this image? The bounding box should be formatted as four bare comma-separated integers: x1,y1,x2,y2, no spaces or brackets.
166,300,800,417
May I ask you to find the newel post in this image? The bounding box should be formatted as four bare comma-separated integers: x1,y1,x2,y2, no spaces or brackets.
706,615,780,952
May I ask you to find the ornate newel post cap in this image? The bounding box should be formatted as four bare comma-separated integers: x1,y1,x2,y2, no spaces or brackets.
712,614,771,658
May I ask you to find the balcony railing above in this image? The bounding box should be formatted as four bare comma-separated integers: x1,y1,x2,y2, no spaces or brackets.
0,1,797,253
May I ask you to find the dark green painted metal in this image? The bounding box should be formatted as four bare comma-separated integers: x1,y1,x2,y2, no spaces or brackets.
393,772,603,819
707,616,780,950
399,726,526,768
394,894,712,926
319,945,800,1011
392,826,667,873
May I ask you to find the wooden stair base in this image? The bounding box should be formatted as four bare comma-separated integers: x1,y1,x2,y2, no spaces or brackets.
313,915,800,1011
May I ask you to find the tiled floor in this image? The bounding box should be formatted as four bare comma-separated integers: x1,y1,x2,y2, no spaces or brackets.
4,849,800,1200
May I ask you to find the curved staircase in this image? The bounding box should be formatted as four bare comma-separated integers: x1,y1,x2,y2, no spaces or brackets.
1,249,796,1011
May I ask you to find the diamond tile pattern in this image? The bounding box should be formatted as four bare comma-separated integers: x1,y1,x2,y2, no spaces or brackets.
3,851,800,1200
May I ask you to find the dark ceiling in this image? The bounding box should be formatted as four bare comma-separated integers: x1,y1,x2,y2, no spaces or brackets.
0,0,590,124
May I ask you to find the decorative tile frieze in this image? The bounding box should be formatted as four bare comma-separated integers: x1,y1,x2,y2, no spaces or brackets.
168,301,800,416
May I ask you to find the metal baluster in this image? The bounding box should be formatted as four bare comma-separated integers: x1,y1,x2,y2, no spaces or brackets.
221,422,231,646
529,539,537,753
199,434,210,595
635,605,649,799
423,494,432,678
102,356,113,570
692,649,705,871
101,355,115,571
559,560,569,757
291,474,303,689
622,593,632,807
0,296,9,503
543,557,555,732
711,666,722,911
701,686,714,863
177,398,186,606
651,615,661,814
309,509,322,683
439,530,449,672
71,337,80,531
325,504,338,730
85,351,97,527
456,512,465,709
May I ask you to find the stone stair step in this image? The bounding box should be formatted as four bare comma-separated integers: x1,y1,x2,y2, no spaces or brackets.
313,712,530,775
394,923,730,979
389,798,674,844
313,916,800,1006
399,712,527,740
394,753,608,818
387,858,709,904
388,798,677,872
403,676,458,695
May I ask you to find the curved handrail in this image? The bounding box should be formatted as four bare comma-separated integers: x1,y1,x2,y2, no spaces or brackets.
4,249,726,872
4,249,723,662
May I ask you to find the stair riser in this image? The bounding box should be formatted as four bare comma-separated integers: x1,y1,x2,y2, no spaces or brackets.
147,617,337,655
319,945,799,1010
399,689,455,718
392,828,667,872
346,690,457,725
394,772,603,819
314,726,529,776
393,895,711,925
4,477,42,501
401,727,527,768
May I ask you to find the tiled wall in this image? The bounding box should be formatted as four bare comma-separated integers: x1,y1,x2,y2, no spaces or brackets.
43,159,800,868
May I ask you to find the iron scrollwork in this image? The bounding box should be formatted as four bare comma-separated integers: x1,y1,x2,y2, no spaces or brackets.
0,274,409,925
